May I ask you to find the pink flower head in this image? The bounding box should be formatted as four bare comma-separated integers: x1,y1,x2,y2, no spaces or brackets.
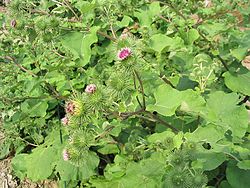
117,47,132,60
65,101,75,115
61,116,69,126
85,84,97,94
10,20,17,28
63,149,70,161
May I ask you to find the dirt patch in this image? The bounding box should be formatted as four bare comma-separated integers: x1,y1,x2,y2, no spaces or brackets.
0,157,58,188
0,158,18,188
0,123,58,188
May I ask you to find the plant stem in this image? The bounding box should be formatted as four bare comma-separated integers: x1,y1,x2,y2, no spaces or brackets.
134,70,146,110
97,30,116,41
120,108,145,119
95,126,115,141
160,73,176,88
133,73,143,108
63,0,80,21
145,111,179,133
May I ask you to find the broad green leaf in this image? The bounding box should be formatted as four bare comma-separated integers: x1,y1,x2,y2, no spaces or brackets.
231,47,248,61
173,132,184,149
187,28,200,44
169,36,185,51
98,144,119,155
204,91,248,139
80,26,99,66
89,179,121,188
219,181,233,188
199,22,228,37
195,151,226,170
149,34,184,53
134,2,160,27
232,145,250,160
180,89,206,113
0,141,11,160
116,15,133,28
26,146,57,181
237,160,250,170
185,124,225,144
56,151,99,181
61,32,83,59
147,84,205,116
227,162,250,188
45,70,66,84
92,153,165,188
74,1,95,14
223,70,250,96
147,85,182,116
12,154,28,180
147,130,175,143
61,26,99,66
149,34,173,53
21,99,48,117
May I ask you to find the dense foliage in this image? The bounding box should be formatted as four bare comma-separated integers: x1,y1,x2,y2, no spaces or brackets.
0,0,250,187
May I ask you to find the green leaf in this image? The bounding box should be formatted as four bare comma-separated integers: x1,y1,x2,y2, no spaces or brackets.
237,160,250,170
149,34,173,53
21,100,48,117
199,22,228,37
26,146,57,181
74,1,95,14
12,154,28,180
231,48,248,61
56,151,99,181
147,84,205,116
134,2,161,27
147,130,175,143
98,144,119,155
61,26,99,66
180,89,206,113
80,26,99,66
203,91,248,139
219,180,233,188
227,162,250,188
0,141,11,159
61,32,84,59
187,28,200,44
185,124,225,144
223,70,250,96
195,151,226,171
147,85,181,116
116,15,133,28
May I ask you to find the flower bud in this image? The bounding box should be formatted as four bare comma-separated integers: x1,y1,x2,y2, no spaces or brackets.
10,19,17,28
85,84,97,94
65,99,83,116
65,101,75,115
62,149,70,161
61,116,69,126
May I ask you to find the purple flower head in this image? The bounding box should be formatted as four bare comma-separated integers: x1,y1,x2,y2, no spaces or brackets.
85,84,97,94
117,47,132,60
10,20,17,28
61,116,69,126
65,101,75,115
63,149,70,161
